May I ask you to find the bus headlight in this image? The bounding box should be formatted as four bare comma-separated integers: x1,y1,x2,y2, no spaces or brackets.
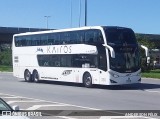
113,74,119,78
109,72,119,78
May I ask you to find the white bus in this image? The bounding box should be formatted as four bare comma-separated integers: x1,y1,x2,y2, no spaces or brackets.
12,26,141,88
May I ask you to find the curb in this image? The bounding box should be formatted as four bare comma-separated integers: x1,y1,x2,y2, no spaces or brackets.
0,71,13,74
142,77,160,80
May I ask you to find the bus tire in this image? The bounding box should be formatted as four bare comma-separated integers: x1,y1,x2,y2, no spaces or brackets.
24,69,32,82
33,70,40,83
83,72,92,88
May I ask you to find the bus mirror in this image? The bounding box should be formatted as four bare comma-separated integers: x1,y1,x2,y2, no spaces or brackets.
103,44,115,58
147,57,150,64
140,45,149,57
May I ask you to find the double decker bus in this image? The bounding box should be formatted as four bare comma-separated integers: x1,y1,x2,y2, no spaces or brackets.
12,26,142,88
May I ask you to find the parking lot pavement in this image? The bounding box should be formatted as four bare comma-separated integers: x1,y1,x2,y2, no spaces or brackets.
0,93,158,119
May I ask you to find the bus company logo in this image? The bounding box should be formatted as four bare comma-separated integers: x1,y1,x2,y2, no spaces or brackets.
36,47,43,53
62,70,72,76
86,50,96,53
47,45,72,54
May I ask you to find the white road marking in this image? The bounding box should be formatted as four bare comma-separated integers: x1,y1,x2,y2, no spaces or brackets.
1,93,158,119
7,100,43,104
56,116,77,119
0,72,12,74
1,96,23,98
145,90,160,93
57,110,74,116
26,104,70,110
0,93,99,110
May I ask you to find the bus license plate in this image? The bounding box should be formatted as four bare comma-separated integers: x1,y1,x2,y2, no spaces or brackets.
126,78,131,83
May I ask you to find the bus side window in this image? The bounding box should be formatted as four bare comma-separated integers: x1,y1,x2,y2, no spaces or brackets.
85,30,102,44
99,54,107,71
77,31,84,44
97,31,104,44
54,33,61,45
15,37,21,47
61,55,72,67
99,35,104,44
61,32,71,44
31,36,35,46
85,30,94,44
31,35,40,46
21,37,27,46
48,34,55,45
72,55,81,67
40,35,48,45
27,36,33,46
70,31,78,44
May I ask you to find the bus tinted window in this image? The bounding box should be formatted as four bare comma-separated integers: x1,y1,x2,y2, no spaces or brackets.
61,32,71,44
40,35,48,45
38,55,60,67
70,31,78,44
60,31,85,44
37,55,72,67
14,29,104,47
37,54,97,68
21,37,27,46
61,55,72,67
77,31,85,43
85,30,104,44
54,33,61,45
70,31,84,44
105,28,137,45
48,34,54,45
72,55,98,68
31,35,40,46
15,37,21,47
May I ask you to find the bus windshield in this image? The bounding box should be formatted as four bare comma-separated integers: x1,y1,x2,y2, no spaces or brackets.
109,46,140,73
104,27,140,73
105,27,137,45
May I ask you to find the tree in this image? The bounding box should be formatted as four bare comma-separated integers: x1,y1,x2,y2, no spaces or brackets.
136,34,155,49
0,44,12,66
136,34,155,72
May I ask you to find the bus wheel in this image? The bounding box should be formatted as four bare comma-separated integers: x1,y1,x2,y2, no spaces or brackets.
24,70,31,82
83,72,92,88
33,70,39,83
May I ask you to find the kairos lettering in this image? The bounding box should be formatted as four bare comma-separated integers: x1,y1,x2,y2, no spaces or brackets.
47,45,72,54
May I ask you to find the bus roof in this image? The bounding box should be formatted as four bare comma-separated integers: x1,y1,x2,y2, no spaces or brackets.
13,26,132,37
13,26,104,37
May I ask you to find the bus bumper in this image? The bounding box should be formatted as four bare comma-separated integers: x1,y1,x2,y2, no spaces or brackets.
108,70,141,85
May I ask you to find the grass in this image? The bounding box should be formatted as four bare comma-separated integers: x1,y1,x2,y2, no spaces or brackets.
142,69,160,79
0,65,13,72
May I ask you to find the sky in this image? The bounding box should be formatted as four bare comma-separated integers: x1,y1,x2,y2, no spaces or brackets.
0,0,160,34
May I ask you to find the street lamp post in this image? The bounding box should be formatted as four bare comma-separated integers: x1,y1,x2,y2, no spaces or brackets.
85,0,87,26
44,16,51,29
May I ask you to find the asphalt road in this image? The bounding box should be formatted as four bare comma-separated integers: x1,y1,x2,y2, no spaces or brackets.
0,72,160,111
